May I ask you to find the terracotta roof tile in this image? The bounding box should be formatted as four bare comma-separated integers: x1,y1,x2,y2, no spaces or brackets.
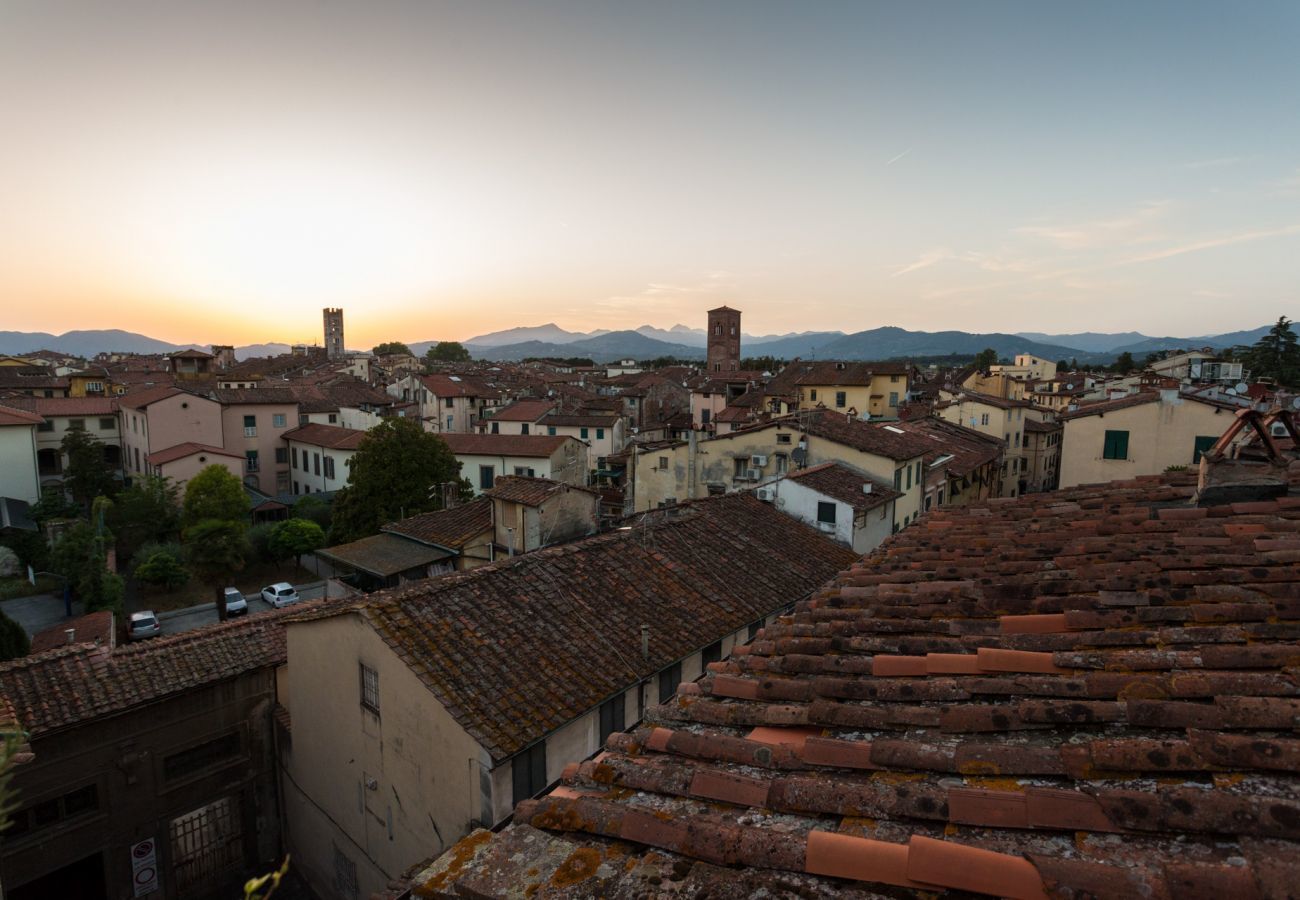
482,475,595,507
382,498,493,549
282,422,368,450
785,461,901,511
425,459,1300,898
440,432,574,458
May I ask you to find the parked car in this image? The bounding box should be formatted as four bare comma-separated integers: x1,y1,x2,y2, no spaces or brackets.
222,587,249,617
128,611,161,641
261,582,301,608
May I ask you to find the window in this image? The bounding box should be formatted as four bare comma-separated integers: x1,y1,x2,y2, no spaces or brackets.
547,425,557,436
243,414,256,437
2,783,100,839
916,461,923,482
658,661,682,702
328,413,337,424
312,452,320,475
1005,433,1011,445
810,389,817,402
1102,430,1129,460
479,465,495,490
37,420,53,432
1193,435,1217,464
777,433,792,444
513,466,536,477
275,448,288,464
446,415,454,430
981,413,990,426
889,392,899,407
99,417,116,430
511,742,547,806
891,375,899,383
86,381,104,392
170,796,243,895
748,620,762,641
1015,432,1021,447
816,501,837,524
906,464,912,489
491,421,499,434
444,397,454,408
245,450,259,472
599,694,625,745
67,418,85,431
164,732,242,782
324,457,335,479
702,641,722,667
700,410,710,425
294,481,299,495
658,456,668,470
894,469,902,490
596,428,605,440
775,453,788,474
734,457,749,479
521,423,529,435
580,427,589,439
835,391,847,408
360,664,380,713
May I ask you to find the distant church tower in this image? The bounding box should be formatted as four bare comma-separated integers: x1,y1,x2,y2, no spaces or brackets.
323,308,345,358
707,306,741,373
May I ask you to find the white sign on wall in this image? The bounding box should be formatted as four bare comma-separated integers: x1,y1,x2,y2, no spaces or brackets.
131,837,160,897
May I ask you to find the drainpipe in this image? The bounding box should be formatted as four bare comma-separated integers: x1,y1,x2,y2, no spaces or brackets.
688,429,697,499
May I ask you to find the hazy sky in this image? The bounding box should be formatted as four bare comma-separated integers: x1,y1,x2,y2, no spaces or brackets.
2,1,1298,347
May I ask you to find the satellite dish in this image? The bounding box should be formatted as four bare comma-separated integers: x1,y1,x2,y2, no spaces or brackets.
1292,397,1300,410
1065,383,1074,390
1236,383,1249,394
1226,387,1238,396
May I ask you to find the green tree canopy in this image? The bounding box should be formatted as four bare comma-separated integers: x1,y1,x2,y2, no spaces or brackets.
133,548,190,591
1243,316,1300,388
1113,351,1137,375
0,610,29,662
328,417,471,543
108,474,181,560
372,341,412,356
270,518,325,567
425,341,472,364
291,495,332,532
61,428,118,510
50,521,100,589
183,519,251,584
182,465,250,527
973,348,998,371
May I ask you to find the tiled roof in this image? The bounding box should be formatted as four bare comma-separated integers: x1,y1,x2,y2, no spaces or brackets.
1060,390,1238,421
792,360,910,386
785,462,900,511
117,385,190,409
0,405,44,427
421,373,499,398
348,493,857,763
950,389,1037,410
209,387,302,405
490,399,556,422
145,442,241,465
29,611,115,654
282,423,368,450
382,498,494,549
798,408,933,461
316,532,452,577
1023,417,1062,433
540,412,620,427
483,475,595,508
0,601,342,737
899,416,1007,476
428,463,1300,898
3,396,118,416
440,433,572,458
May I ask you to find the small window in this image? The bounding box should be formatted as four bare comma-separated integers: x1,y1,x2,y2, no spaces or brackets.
243,414,256,436
328,413,337,424
1102,429,1129,460
817,501,836,524
479,465,495,490
99,417,116,430
37,420,53,432
67,418,85,431
906,465,912,489
444,397,454,408
658,456,668,470
835,391,847,408
547,425,557,435
981,413,990,426
702,641,722,667
776,433,792,445
658,661,682,703
889,392,899,407
580,427,589,439
513,466,536,477
491,421,499,434
324,457,335,479
446,415,454,430
313,453,321,475
521,423,529,435
747,620,762,641
894,469,902,490
599,694,625,745
275,447,288,464
245,450,259,472
272,413,286,428
810,389,817,402
596,428,605,440
360,664,380,714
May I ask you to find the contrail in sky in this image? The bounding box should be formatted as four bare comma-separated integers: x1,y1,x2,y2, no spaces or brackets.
887,148,911,165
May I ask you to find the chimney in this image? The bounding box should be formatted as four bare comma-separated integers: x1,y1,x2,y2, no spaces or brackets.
1194,408,1294,506
862,483,873,494
65,628,75,644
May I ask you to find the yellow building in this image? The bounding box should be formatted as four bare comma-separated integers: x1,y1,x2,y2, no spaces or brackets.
935,390,1051,497
773,361,910,419
1058,390,1235,488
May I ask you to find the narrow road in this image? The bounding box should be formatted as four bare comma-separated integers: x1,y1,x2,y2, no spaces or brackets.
155,581,327,636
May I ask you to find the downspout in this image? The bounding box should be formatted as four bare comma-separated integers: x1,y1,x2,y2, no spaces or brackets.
688,429,697,499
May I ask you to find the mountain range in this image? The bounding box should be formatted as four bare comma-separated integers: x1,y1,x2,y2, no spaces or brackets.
0,323,1276,366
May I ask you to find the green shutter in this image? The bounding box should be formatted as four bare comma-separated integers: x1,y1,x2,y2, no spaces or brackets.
1103,429,1130,460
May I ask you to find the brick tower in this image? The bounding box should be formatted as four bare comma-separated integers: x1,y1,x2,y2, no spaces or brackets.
706,306,741,373
323,308,345,358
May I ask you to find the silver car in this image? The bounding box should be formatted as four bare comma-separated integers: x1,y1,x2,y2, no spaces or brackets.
222,587,249,617
260,582,300,608
128,610,161,641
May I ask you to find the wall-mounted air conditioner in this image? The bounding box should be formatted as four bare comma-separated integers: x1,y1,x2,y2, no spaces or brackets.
756,486,775,502
750,454,768,467
745,467,762,481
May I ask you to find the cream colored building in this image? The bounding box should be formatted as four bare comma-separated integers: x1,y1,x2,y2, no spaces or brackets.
1058,390,1235,488
0,405,43,505
631,410,930,532
991,354,1058,382
782,361,909,419
279,494,855,900
935,391,1049,497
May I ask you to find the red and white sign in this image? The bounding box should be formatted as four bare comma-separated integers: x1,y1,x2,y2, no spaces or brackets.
130,838,159,897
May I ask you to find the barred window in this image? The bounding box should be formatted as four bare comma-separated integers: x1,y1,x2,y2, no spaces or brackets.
360,664,380,714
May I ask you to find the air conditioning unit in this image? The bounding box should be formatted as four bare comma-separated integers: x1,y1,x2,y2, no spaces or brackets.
750,454,768,467
817,521,836,533
745,467,762,481
862,483,873,494
756,486,775,502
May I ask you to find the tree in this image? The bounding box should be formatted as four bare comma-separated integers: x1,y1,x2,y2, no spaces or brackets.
328,417,471,543
1055,359,1068,372
182,466,250,619
61,429,118,510
270,519,325,568
372,341,412,356
0,610,29,661
974,348,998,371
292,495,332,532
50,521,100,590
425,341,472,364
182,465,250,526
1113,351,1137,375
27,486,79,524
134,547,191,591
108,475,181,560
1243,316,1300,388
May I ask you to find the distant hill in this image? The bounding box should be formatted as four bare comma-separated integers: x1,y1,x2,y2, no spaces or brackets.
0,329,201,357
1109,325,1273,357
468,329,704,362
1014,331,1151,353
806,327,1113,364
462,323,588,347
234,343,292,360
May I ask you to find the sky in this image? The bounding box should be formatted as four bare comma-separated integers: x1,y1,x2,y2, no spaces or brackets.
2,1,1298,348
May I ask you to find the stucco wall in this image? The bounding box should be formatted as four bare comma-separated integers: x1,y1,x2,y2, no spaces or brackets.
1059,397,1230,488
0,424,40,503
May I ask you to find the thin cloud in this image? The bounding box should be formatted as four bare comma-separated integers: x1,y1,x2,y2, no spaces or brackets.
1122,224,1300,265
886,148,911,166
890,248,951,278
1015,201,1171,250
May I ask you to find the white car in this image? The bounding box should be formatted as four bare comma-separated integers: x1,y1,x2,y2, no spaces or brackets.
261,582,301,608
222,587,249,617
128,610,161,641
